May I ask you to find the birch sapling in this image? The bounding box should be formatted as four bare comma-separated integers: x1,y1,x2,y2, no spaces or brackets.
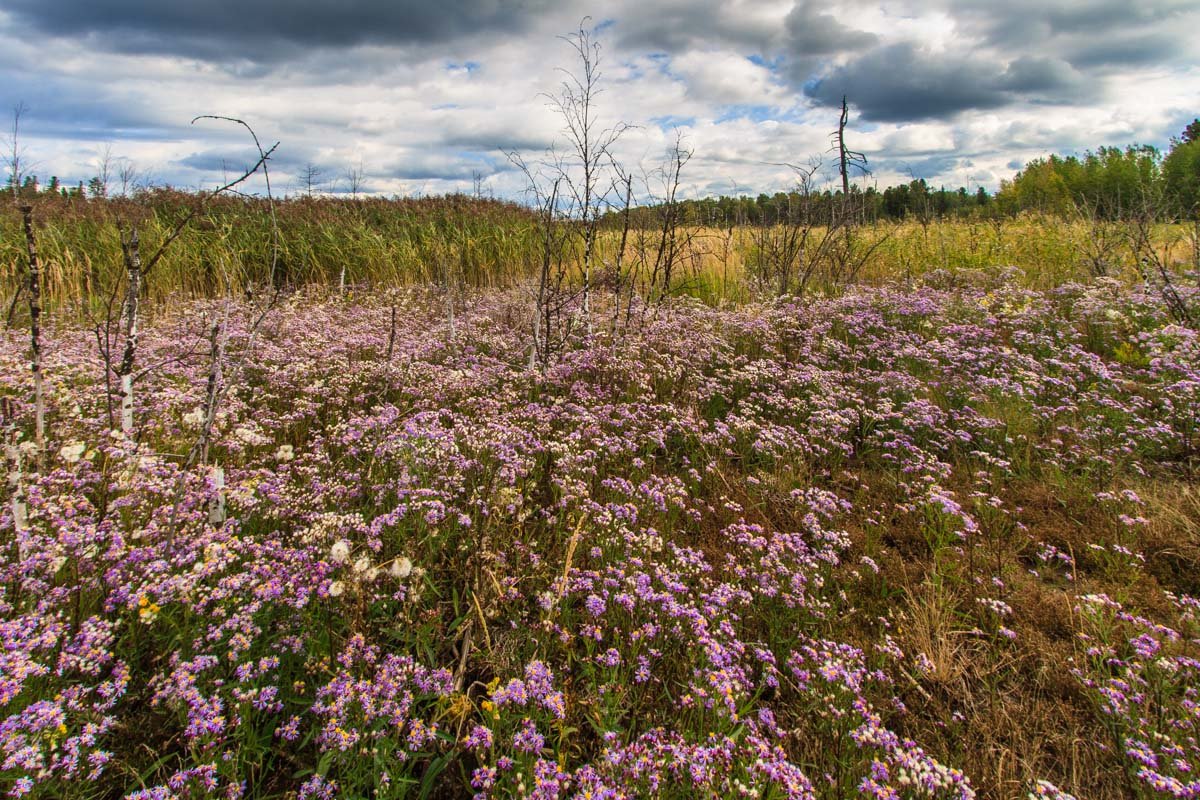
547,21,629,339
386,300,397,360
117,227,143,434
207,464,226,525
19,205,44,449
192,306,229,469
2,400,29,556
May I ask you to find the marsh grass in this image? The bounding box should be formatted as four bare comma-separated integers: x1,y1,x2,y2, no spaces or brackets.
5,196,1194,317
1,193,547,315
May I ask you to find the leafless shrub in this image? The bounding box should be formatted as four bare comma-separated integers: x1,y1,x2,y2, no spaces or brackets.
749,160,839,297
507,152,575,370
1076,196,1124,278
91,119,278,437
1125,188,1195,327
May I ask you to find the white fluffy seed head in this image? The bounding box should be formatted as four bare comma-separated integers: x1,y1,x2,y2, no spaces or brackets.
390,557,413,579
330,540,351,564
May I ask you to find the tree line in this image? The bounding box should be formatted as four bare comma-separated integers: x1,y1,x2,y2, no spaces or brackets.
995,122,1199,219
602,180,994,229
602,119,1200,228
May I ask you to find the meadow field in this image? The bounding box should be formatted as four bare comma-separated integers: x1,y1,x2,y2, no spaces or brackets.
2,200,1200,800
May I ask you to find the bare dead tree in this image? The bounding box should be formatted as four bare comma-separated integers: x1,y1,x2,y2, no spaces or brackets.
115,228,143,434
750,160,833,296
508,150,574,370
605,162,634,338
3,105,32,333
299,162,323,197
345,159,366,198
747,157,885,297
386,299,398,360
185,114,285,404
96,117,279,437
823,199,891,289
715,180,744,304
92,144,114,199
605,135,697,334
5,102,28,203
833,96,869,208
189,306,230,469
117,159,140,198
545,18,630,337
19,204,45,448
192,116,282,284
829,96,883,295
162,302,230,544
86,117,281,547
643,133,694,316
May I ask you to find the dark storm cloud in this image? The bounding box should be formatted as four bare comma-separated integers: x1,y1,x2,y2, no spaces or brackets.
441,127,553,154
784,2,877,57
783,0,1195,124
783,1,879,81
1002,56,1085,96
383,156,511,182
1064,31,1187,68
951,0,1195,69
805,44,1090,122
176,146,309,174
612,0,775,53
4,0,552,63
954,0,1191,48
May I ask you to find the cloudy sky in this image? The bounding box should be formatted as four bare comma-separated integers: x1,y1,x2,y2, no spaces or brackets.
2,0,1198,200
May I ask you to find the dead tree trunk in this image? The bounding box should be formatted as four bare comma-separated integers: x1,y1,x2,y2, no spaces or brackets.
19,205,44,448
838,96,851,199
834,96,868,226
609,171,633,338
386,301,398,360
117,227,143,434
2,399,28,552
192,308,229,468
550,22,629,339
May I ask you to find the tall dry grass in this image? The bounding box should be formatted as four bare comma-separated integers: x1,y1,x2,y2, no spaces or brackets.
3,194,1194,315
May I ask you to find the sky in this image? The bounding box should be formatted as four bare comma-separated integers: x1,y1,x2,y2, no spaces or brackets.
2,0,1198,201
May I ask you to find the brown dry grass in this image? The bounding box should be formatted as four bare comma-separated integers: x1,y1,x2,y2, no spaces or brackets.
826,456,1199,798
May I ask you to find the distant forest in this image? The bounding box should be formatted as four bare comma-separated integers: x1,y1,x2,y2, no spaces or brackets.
603,118,1200,226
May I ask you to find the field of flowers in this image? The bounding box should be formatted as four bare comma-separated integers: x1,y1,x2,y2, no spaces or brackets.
2,272,1198,799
